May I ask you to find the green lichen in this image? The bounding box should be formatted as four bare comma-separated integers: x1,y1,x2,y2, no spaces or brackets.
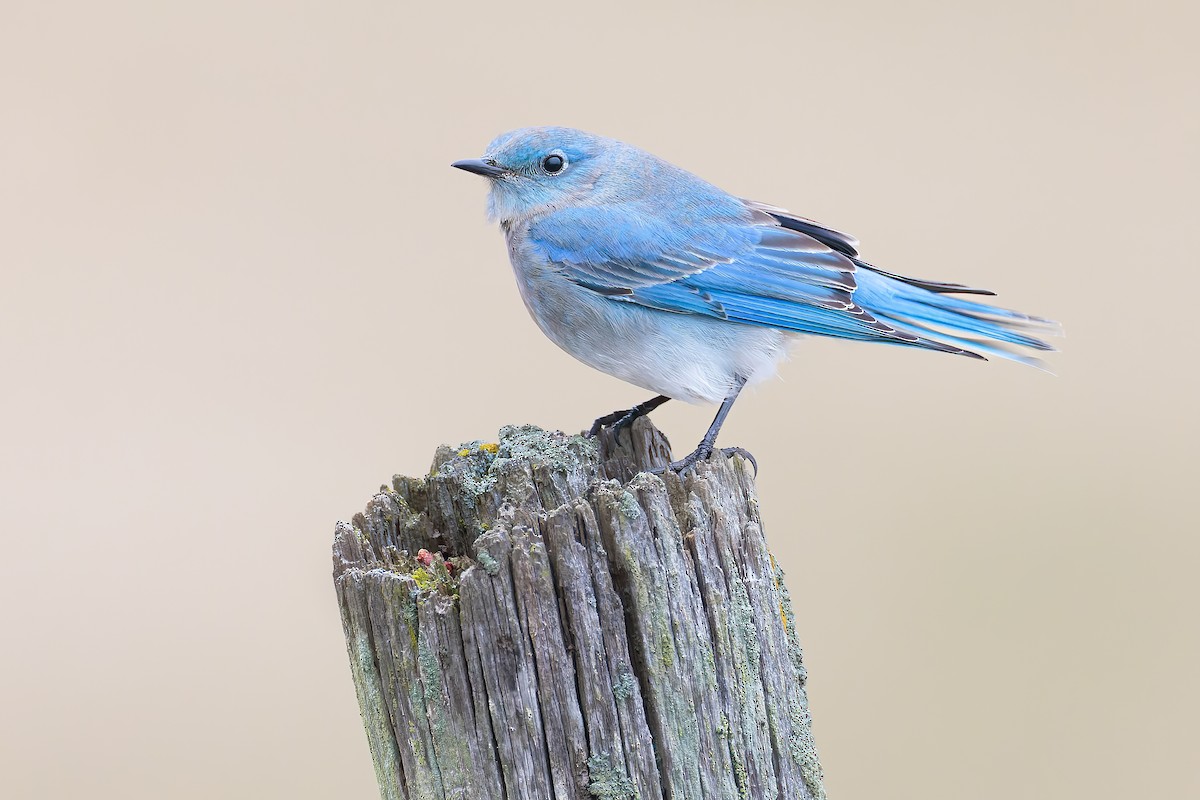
586,754,637,799
617,490,642,520
476,550,500,576
611,670,636,701
417,637,442,711
434,438,502,497
411,566,436,592
431,427,597,506
393,581,419,650
772,557,825,800
658,630,676,669
344,616,403,795
447,462,498,497
729,734,750,800
496,424,596,470
397,554,462,598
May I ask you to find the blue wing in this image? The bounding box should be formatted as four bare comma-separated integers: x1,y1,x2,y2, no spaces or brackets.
527,199,1058,364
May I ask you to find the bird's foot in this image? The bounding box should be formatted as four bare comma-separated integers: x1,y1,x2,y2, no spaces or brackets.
650,444,757,477
587,407,641,438
586,395,671,439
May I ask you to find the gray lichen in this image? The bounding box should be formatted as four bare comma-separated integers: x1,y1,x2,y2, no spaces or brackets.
586,754,637,799
434,439,501,496
495,424,596,469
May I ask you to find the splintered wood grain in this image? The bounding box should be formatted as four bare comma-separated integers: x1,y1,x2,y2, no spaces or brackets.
332,420,825,800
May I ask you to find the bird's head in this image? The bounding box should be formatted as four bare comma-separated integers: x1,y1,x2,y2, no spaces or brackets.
452,126,616,224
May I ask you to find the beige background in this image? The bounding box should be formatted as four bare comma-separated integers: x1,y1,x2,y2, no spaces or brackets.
2,1,1196,798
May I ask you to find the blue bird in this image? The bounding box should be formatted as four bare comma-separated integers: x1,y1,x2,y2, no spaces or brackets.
452,127,1058,473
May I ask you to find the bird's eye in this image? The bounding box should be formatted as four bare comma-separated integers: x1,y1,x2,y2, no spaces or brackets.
542,154,565,174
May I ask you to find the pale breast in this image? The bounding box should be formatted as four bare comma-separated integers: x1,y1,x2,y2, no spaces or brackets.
506,229,791,404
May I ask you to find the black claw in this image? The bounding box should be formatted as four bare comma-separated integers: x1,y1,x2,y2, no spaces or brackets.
644,378,751,477
587,409,638,439
720,447,758,476
649,444,756,476
586,410,626,438
586,395,671,439
649,441,714,475
610,408,640,437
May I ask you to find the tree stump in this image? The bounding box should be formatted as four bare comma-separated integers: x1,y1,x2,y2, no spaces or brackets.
332,419,825,800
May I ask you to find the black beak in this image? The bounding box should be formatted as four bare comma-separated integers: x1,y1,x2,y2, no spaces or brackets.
451,158,505,178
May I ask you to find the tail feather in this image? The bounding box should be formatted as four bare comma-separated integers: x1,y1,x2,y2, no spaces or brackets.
882,295,1054,351
855,258,999,296
902,288,1060,328
853,268,1061,368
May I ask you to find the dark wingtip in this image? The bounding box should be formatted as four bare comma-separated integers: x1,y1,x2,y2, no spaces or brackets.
934,341,988,360
765,211,860,257
940,285,998,297
855,259,999,296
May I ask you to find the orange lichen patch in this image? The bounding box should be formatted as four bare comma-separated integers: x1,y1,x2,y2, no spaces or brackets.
770,554,788,631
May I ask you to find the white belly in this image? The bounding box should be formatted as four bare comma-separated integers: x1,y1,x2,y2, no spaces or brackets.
510,253,790,404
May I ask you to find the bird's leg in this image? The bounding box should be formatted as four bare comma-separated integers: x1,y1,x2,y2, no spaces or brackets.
587,394,671,438
651,376,757,476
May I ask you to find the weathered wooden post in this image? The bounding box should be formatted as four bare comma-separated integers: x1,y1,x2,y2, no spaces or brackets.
332,419,825,800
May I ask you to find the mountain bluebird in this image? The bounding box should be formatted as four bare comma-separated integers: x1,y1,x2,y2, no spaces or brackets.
453,127,1057,473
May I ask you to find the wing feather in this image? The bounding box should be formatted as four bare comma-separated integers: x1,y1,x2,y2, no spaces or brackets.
526,197,1053,363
